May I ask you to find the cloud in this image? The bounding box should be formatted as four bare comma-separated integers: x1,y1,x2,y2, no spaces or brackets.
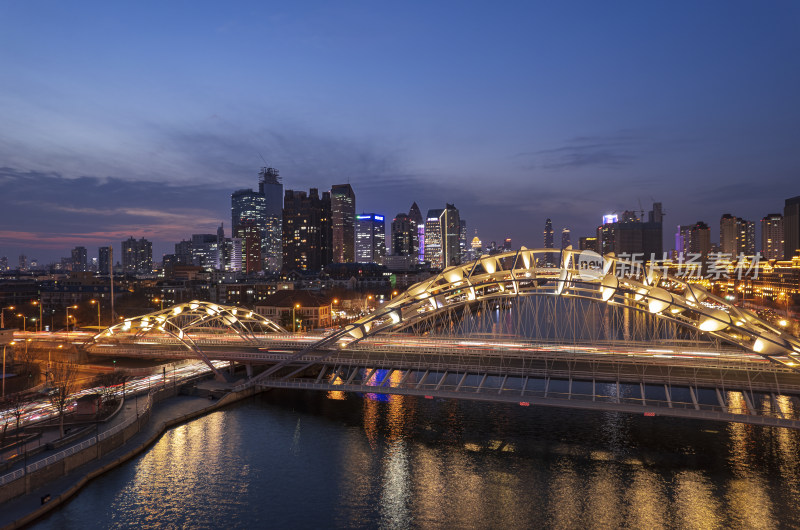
517,130,644,170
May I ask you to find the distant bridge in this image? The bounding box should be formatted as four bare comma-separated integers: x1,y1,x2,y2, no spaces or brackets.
86,249,800,430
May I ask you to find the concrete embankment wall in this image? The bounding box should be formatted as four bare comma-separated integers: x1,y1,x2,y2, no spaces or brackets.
1,385,260,529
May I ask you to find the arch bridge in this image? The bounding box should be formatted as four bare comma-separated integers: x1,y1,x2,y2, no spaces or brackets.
245,248,800,429
87,250,800,429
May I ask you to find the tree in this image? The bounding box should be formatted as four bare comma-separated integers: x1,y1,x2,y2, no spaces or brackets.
1,392,33,447
48,362,78,438
91,371,129,408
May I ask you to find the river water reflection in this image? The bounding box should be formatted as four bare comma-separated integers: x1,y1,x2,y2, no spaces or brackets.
37,389,800,529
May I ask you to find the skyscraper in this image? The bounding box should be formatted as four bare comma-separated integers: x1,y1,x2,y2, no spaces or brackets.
259,167,283,273
459,220,468,261
282,188,332,272
121,237,152,273
191,233,220,270
561,228,571,249
440,204,461,267
356,214,386,265
783,196,800,260
544,219,554,249
391,213,414,256
331,184,356,263
761,213,784,260
71,246,88,272
408,202,424,264
424,209,444,267
98,247,111,275
232,188,267,273
689,222,711,258
721,214,755,256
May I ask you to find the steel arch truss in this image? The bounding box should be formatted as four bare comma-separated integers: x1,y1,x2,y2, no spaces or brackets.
90,300,286,376
254,248,800,383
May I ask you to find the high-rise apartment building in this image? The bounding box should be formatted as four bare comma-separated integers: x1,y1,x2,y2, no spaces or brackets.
720,214,755,256
356,214,386,265
98,247,111,275
424,209,444,267
282,188,332,272
597,204,663,258
71,246,88,272
121,237,152,273
561,228,571,249
459,220,468,262
331,184,356,264
761,213,784,260
784,196,800,260
259,167,283,273
440,204,461,268
689,222,711,258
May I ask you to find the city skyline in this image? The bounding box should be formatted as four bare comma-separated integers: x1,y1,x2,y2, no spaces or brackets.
1,2,799,261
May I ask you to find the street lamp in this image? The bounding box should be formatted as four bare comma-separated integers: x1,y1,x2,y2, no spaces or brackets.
293,303,301,333
16,313,26,333
90,299,101,329
65,304,78,333
0,306,15,329
154,298,164,311
2,341,14,399
32,300,43,332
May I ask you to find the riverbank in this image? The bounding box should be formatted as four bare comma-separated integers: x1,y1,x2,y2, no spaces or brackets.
0,383,258,529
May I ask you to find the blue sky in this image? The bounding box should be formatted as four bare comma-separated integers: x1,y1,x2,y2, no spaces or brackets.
1,1,798,262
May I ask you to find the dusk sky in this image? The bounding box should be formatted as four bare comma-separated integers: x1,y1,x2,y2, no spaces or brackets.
1,1,798,263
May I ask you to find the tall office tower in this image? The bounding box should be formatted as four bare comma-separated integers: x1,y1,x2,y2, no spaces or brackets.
18,255,27,271
331,183,356,263
561,228,571,249
408,202,424,264
459,220,468,261
785,196,800,259
121,236,153,273
355,213,386,264
259,167,283,273
648,202,664,224
424,208,444,267
71,246,88,272
761,213,784,260
720,214,738,255
216,224,226,270
391,213,414,256
0,256,8,271
191,234,220,270
225,237,242,272
232,188,267,273
98,247,111,275
174,240,193,265
689,222,711,258
282,188,332,272
440,204,461,267
597,215,618,256
544,219,554,248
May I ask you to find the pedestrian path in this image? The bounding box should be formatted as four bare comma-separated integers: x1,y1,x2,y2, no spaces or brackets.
0,393,223,529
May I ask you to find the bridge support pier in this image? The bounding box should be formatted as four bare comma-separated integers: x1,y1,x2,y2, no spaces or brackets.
246,363,253,378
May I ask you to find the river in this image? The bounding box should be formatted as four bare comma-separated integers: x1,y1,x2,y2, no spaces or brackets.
35,388,800,529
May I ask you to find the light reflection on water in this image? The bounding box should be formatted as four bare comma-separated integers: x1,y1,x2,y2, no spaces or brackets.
35,388,800,529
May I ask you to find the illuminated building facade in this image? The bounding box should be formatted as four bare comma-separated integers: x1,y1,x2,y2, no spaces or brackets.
785,195,800,260
762,213,784,260
232,188,267,273
259,167,283,273
282,188,332,273
331,183,356,263
424,208,444,267
356,213,386,265
440,204,461,267
121,236,152,274
408,202,424,264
